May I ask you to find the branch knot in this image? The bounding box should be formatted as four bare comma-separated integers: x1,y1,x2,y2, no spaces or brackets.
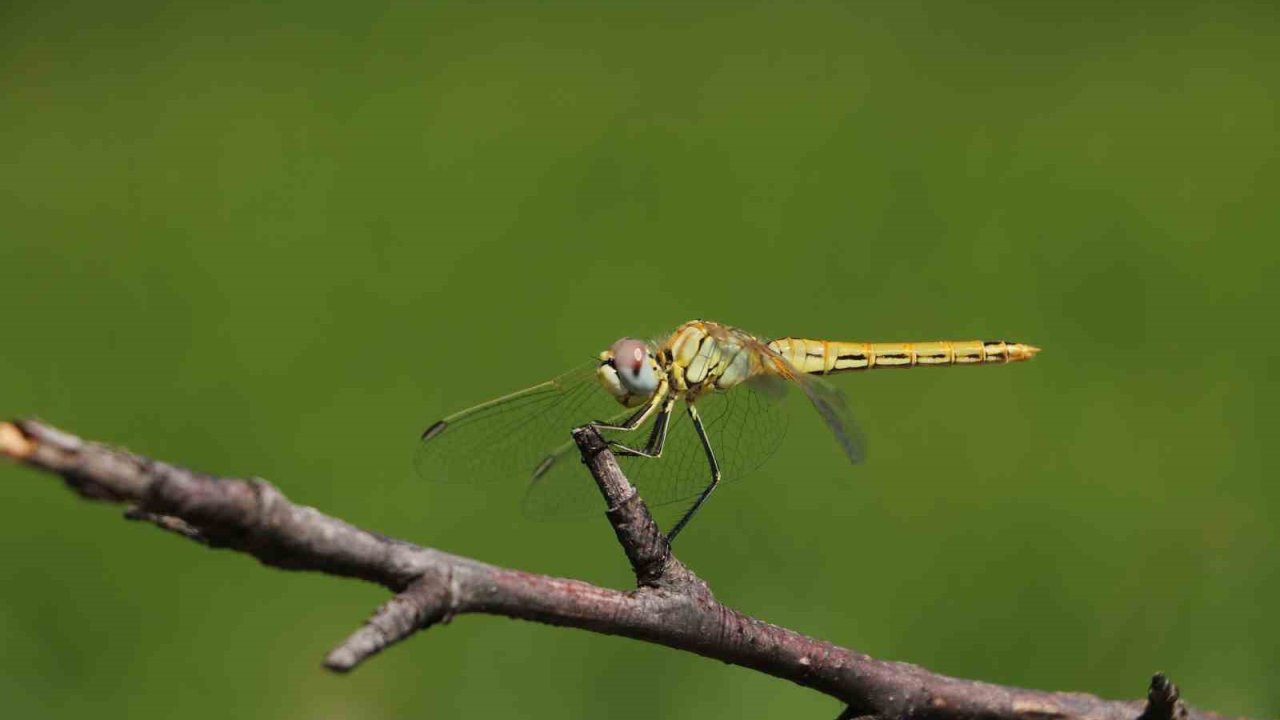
1141,673,1188,720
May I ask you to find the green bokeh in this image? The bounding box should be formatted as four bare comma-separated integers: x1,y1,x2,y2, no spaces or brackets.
2,1,1276,717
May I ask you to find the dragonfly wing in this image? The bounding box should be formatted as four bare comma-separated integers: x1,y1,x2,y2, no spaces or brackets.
794,372,867,464
741,334,867,465
737,334,866,465
415,362,631,485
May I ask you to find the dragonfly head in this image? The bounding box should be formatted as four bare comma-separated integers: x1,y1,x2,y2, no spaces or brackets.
598,338,661,407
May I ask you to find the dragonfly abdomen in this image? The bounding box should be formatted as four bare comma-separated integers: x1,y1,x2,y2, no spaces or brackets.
768,338,1040,375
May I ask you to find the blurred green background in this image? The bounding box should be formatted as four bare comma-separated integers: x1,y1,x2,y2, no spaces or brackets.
2,1,1276,717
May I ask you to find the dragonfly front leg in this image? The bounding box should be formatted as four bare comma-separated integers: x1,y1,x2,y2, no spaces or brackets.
536,382,671,485
608,395,676,459
666,402,721,543
590,379,669,432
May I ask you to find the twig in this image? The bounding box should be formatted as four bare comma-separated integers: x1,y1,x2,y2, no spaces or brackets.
572,426,701,591
0,418,1250,719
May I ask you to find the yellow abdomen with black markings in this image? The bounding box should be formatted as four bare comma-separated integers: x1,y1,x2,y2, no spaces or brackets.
767,337,1040,375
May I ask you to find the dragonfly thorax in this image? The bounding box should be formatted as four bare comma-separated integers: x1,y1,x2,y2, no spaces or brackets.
597,338,663,408
665,321,757,396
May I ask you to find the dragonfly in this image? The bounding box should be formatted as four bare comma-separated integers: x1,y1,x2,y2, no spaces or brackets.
417,320,1040,542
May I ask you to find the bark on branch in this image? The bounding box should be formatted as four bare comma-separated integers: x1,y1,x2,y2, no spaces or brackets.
0,419,1247,720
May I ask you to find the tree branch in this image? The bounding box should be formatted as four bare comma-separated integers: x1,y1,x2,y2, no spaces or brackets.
0,419,1249,720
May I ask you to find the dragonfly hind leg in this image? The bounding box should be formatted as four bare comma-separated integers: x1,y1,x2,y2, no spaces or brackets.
665,403,721,543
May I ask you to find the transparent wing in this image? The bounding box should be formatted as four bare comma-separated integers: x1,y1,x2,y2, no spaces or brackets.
739,331,867,466
791,371,867,465
521,374,791,520
414,362,631,485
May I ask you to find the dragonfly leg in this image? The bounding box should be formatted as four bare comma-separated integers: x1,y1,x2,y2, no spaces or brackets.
609,395,676,459
591,380,669,432
666,403,721,543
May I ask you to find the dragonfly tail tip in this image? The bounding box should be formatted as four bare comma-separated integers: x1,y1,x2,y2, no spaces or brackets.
1010,343,1041,362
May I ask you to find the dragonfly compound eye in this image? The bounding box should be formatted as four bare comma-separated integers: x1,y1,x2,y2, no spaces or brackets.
608,338,659,397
